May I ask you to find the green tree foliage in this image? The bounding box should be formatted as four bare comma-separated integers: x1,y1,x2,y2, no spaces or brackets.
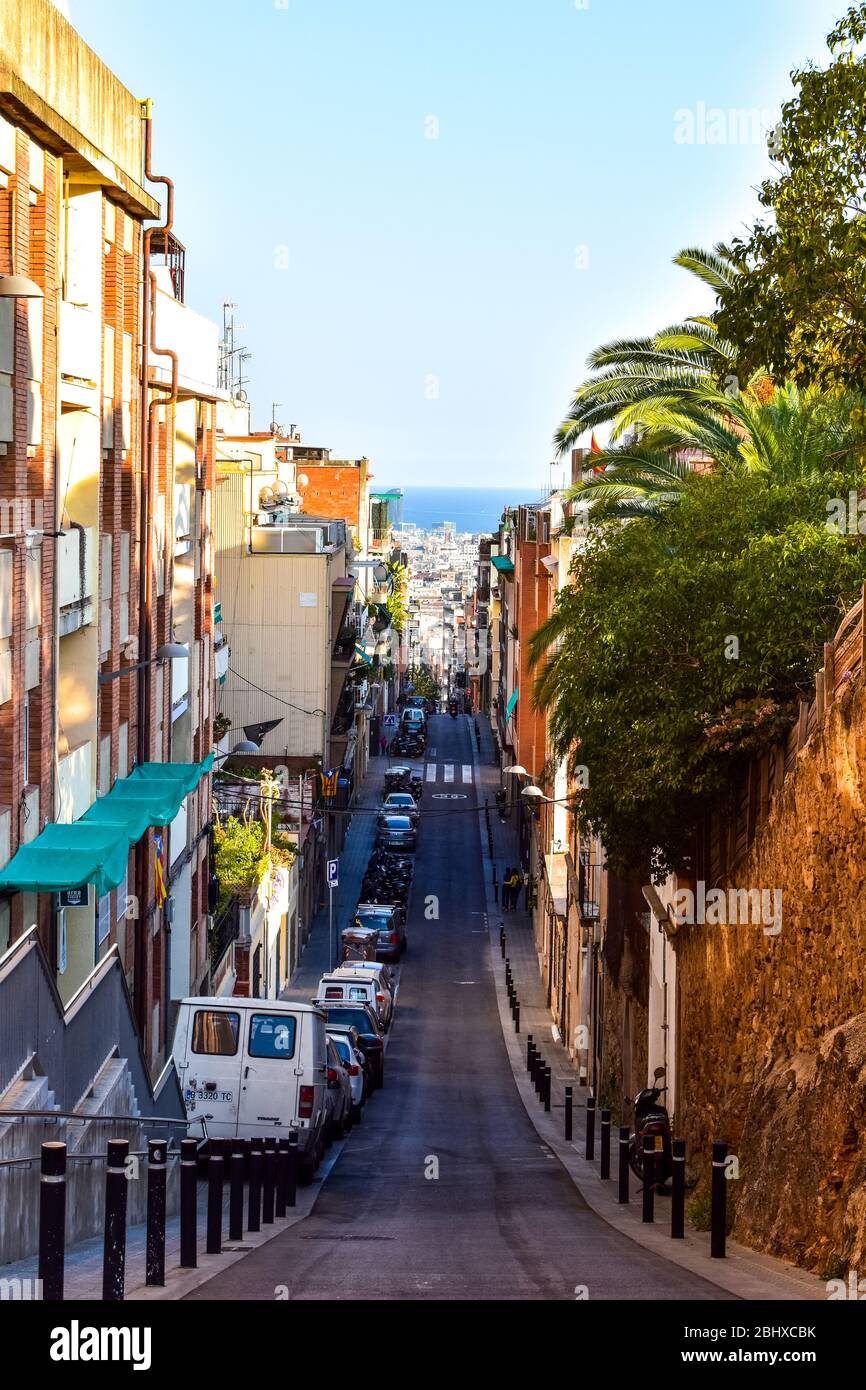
530,471,866,879
554,246,740,456
405,663,440,700
717,5,866,388
565,383,866,520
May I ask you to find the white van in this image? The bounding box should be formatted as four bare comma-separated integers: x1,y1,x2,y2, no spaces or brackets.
317,970,391,1029
172,997,328,1180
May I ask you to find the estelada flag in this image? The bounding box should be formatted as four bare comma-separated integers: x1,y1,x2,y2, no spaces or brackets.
153,831,167,906
320,769,339,799
590,432,606,474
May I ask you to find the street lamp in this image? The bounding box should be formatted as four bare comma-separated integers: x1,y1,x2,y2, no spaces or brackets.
504,764,529,779
98,641,190,685
0,274,44,299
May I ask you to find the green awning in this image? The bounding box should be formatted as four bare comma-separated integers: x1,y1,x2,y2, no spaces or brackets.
354,644,374,666
491,555,515,576
505,687,519,719
0,756,214,897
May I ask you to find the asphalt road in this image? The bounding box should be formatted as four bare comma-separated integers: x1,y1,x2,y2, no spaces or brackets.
189,713,730,1301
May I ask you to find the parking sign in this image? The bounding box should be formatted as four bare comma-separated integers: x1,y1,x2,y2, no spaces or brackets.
327,858,339,888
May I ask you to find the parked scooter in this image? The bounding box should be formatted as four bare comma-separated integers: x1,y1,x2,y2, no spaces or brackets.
449,700,458,719
628,1066,672,1189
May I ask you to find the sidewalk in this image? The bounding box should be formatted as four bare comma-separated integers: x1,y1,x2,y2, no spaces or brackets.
282,749,391,1000
472,716,826,1302
0,753,394,1302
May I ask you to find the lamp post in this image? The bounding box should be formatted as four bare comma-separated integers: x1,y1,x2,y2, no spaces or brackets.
98,641,190,686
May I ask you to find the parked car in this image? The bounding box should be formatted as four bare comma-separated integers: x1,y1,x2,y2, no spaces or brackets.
325,1023,375,1102
381,791,419,823
313,1001,385,1088
330,965,394,1028
376,814,417,853
327,1031,367,1123
324,1035,353,1142
316,971,390,1031
355,902,407,961
337,959,396,998
401,706,426,732
172,997,328,1183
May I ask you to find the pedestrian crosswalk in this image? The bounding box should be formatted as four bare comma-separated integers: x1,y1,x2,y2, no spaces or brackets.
421,762,474,785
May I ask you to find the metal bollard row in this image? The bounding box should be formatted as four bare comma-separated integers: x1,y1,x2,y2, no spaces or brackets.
37,1126,305,1302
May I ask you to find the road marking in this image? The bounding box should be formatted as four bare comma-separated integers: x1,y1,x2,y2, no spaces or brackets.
461,764,472,782
444,763,454,783
431,793,467,799
425,763,437,782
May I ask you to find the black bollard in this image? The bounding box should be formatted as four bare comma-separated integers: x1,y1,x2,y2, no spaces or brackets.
526,1033,534,1071
642,1134,655,1223
564,1086,573,1142
145,1139,168,1286
276,1139,289,1218
585,1095,596,1161
514,1000,520,1034
285,1131,299,1209
671,1137,686,1239
248,1139,263,1231
544,1066,552,1113
229,1140,245,1241
206,1150,224,1254
262,1138,277,1224
102,1138,129,1301
600,1109,611,1180
710,1140,728,1257
180,1138,198,1268
38,1141,66,1302
618,1127,630,1204
500,927,505,958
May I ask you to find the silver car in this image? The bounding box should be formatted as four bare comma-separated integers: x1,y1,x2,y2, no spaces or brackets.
327,1031,366,1123
324,1035,353,1140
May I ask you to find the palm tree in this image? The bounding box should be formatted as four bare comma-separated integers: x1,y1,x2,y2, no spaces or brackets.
565,382,866,520
554,244,742,458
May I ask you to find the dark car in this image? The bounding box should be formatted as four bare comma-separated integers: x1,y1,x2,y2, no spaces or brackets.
376,814,417,853
355,903,407,962
312,1002,385,1087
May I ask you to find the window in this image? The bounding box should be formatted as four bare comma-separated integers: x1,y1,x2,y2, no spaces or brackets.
96,892,111,948
249,1013,296,1060
116,862,128,920
192,1009,240,1056
324,986,343,999
22,693,29,786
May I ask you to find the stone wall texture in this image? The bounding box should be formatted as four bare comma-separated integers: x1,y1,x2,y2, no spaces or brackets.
675,677,866,1274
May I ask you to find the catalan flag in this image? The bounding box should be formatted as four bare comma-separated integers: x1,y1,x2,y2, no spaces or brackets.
590,432,606,474
153,831,167,907
320,769,339,799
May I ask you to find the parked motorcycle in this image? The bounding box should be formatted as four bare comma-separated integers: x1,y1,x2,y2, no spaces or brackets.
628,1066,672,1189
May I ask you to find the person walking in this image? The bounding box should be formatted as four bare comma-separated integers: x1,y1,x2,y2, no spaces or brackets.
523,868,533,911
379,729,388,757
508,867,521,911
502,866,514,911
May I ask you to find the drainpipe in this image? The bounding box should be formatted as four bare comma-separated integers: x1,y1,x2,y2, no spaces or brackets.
135,100,178,1052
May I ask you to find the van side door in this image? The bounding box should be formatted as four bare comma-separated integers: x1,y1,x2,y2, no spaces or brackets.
238,1009,301,1136
182,1005,244,1137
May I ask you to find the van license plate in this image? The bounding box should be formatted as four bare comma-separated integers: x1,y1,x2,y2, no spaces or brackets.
653,1136,664,1152
186,1088,233,1103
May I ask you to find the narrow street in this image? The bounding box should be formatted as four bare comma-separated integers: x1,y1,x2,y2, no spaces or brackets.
188,714,730,1302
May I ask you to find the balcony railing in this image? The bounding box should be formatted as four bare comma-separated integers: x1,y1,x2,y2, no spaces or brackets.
210,896,241,974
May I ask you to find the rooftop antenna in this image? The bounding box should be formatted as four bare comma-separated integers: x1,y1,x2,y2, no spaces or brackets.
271,402,282,436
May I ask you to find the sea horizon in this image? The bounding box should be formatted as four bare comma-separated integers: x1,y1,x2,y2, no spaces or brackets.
383,483,545,535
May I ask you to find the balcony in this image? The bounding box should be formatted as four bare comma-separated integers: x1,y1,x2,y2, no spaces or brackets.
215,640,230,683
151,286,219,398
57,526,95,636
59,301,100,406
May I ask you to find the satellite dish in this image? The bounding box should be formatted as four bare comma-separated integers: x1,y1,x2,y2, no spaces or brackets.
272,480,289,501
297,473,309,488
259,485,275,509
234,389,248,403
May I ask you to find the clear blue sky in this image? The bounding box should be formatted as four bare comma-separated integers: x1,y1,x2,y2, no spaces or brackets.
67,0,843,489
